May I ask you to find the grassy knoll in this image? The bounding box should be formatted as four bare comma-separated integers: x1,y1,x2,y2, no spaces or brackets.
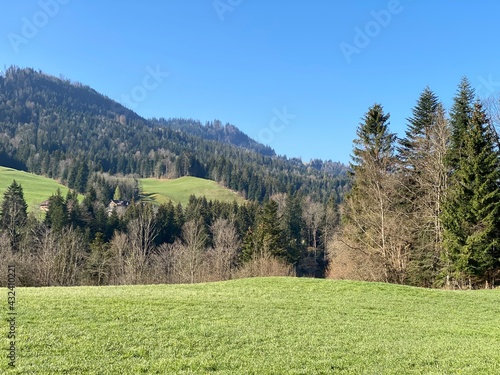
139,176,245,206
0,166,82,213
2,278,500,374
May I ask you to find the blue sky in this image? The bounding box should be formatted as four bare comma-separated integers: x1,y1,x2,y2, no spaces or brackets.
2,1,500,163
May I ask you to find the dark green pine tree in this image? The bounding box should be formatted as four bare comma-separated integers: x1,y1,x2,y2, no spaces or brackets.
398,86,440,166
74,162,90,193
398,88,445,286
442,102,500,286
154,201,176,245
0,180,28,251
44,189,68,232
351,103,396,172
250,199,287,260
448,77,475,169
281,194,303,264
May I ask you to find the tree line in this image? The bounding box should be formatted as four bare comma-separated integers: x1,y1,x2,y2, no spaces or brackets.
0,179,340,287
328,79,500,289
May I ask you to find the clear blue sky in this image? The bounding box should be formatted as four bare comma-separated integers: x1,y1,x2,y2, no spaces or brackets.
2,1,500,163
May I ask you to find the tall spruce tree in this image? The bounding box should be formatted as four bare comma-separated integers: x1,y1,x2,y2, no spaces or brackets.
44,189,68,232
442,102,500,287
398,88,450,286
0,180,28,251
448,77,475,169
336,104,410,283
399,87,440,166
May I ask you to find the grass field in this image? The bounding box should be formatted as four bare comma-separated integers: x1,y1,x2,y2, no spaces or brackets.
0,166,241,212
0,166,82,213
2,278,499,374
139,176,245,206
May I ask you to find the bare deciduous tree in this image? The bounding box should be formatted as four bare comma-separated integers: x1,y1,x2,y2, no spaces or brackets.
169,220,208,284
126,207,157,284
209,218,240,281
302,196,324,251
109,231,130,284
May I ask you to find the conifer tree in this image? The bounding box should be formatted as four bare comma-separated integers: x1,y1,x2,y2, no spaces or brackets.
0,180,28,251
398,88,450,286
442,102,500,287
335,104,409,283
399,87,440,166
113,186,122,201
448,77,475,169
44,189,68,232
253,200,286,260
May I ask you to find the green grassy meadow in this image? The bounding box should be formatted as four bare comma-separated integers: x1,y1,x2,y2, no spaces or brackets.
139,176,245,206
2,278,500,374
0,166,82,213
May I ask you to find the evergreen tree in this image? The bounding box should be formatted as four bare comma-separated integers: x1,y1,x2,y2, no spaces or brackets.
155,201,176,245
247,200,287,261
44,189,68,232
398,87,440,166
398,88,450,286
442,102,500,287
448,77,475,169
0,180,28,251
113,186,122,201
351,104,396,171
337,104,409,283
75,162,90,193
281,194,303,263
86,232,111,285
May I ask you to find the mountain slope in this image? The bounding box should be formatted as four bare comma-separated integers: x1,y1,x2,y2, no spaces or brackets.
151,117,276,156
0,66,349,203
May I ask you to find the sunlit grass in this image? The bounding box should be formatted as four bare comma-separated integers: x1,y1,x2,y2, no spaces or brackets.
139,176,245,206
2,278,499,374
0,166,83,214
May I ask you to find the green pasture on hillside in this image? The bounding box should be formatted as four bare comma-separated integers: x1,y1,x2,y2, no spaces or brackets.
139,176,245,206
0,166,83,213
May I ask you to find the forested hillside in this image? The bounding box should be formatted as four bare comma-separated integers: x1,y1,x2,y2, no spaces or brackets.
0,66,349,203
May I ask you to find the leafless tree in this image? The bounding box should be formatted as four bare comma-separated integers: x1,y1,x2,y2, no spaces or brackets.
125,207,157,284
302,197,324,251
233,252,295,279
333,163,411,283
209,218,240,281
169,220,208,284
31,227,86,286
108,231,129,284
482,94,500,150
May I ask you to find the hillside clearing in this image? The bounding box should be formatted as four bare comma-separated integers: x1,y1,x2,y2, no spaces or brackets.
0,166,83,213
139,176,245,206
2,278,499,374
